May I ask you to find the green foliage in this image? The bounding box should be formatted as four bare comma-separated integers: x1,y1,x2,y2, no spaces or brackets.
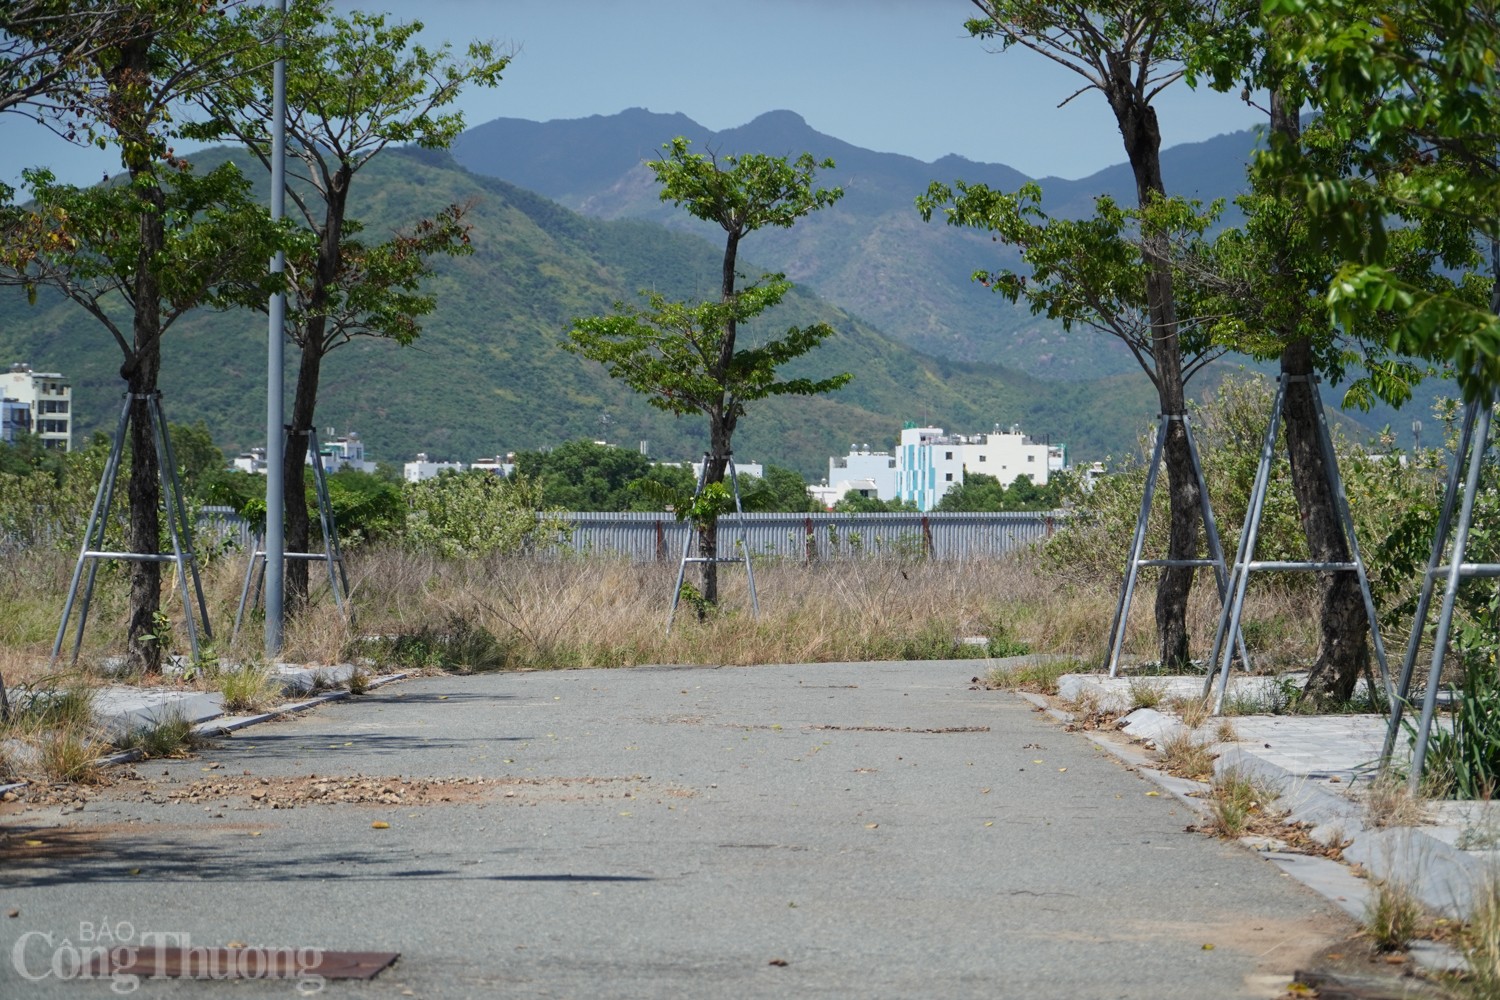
832,491,918,513
1043,375,1302,577
743,465,821,513
0,436,116,552
0,433,68,479
570,137,853,605
167,420,226,497
568,279,852,422
649,136,844,237
513,439,654,511
1258,0,1500,401
917,180,1225,384
403,470,565,558
325,468,405,545
3,162,287,337
1414,646,1500,800
936,472,1063,512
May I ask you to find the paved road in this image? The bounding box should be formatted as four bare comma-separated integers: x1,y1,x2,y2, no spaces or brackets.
2,659,1353,998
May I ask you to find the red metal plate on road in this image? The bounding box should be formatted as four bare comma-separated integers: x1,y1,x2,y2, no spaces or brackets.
87,947,399,981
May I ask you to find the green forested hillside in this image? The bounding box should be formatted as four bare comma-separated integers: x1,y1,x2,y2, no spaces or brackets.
0,146,1167,479
453,108,1264,378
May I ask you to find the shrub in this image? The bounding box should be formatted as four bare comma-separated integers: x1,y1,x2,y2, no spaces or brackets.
404,470,567,557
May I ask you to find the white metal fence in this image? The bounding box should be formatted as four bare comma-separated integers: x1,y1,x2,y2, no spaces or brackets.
552,511,1067,562
190,508,1068,562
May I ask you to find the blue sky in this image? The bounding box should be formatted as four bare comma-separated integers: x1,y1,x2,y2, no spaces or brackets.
1,0,1266,189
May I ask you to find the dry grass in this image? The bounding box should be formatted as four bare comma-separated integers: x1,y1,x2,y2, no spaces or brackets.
35,727,107,784
1362,773,1430,829
115,711,198,759
1127,676,1167,709
1157,731,1216,779
1,544,1331,682
1165,694,1212,730
984,658,1078,695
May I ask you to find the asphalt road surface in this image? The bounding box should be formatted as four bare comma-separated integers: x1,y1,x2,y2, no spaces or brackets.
1,659,1354,998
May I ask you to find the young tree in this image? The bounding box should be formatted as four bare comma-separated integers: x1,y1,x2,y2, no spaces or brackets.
951,1,1244,668
0,2,283,672
185,2,507,610
1186,4,1487,703
568,138,852,607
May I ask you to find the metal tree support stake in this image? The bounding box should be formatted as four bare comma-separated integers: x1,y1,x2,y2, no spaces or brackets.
1381,395,1500,791
1104,413,1243,675
53,392,212,666
667,453,759,632
1204,374,1391,714
233,427,351,639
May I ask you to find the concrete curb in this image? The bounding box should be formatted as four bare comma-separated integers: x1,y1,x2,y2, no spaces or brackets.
0,671,409,797
1017,688,1475,974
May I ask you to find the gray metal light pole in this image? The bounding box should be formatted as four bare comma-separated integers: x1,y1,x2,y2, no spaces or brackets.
264,0,288,658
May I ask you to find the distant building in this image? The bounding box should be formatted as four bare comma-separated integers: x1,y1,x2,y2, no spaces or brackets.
469,455,515,477
898,425,967,511
404,453,465,482
894,422,1063,511
828,444,899,502
688,458,763,482
2,363,71,451
232,447,267,474
314,430,377,474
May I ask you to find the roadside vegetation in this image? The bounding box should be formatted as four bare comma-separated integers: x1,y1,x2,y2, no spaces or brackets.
3,373,1498,800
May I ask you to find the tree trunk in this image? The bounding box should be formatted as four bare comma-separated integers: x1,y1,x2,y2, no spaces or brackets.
284,164,352,615
1254,90,1370,705
698,227,743,611
282,348,321,613
1111,79,1198,669
123,338,163,674
116,33,166,674
1285,340,1369,704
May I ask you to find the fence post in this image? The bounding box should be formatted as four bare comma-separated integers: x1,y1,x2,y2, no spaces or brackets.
804,516,814,563
921,515,934,559
655,519,665,562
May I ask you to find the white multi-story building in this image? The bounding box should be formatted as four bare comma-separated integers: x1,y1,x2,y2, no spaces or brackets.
898,425,967,511
894,422,1062,511
314,430,378,474
827,444,899,502
2,363,71,451
960,425,1057,487
404,453,466,482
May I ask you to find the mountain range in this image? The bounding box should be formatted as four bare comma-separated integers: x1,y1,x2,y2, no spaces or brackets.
452,107,1263,376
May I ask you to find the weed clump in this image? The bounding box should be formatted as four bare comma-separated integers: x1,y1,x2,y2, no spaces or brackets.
116,712,197,759
1364,878,1424,953
1202,768,1277,839
983,658,1079,695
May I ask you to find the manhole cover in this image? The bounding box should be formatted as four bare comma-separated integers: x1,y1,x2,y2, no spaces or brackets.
88,946,399,981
